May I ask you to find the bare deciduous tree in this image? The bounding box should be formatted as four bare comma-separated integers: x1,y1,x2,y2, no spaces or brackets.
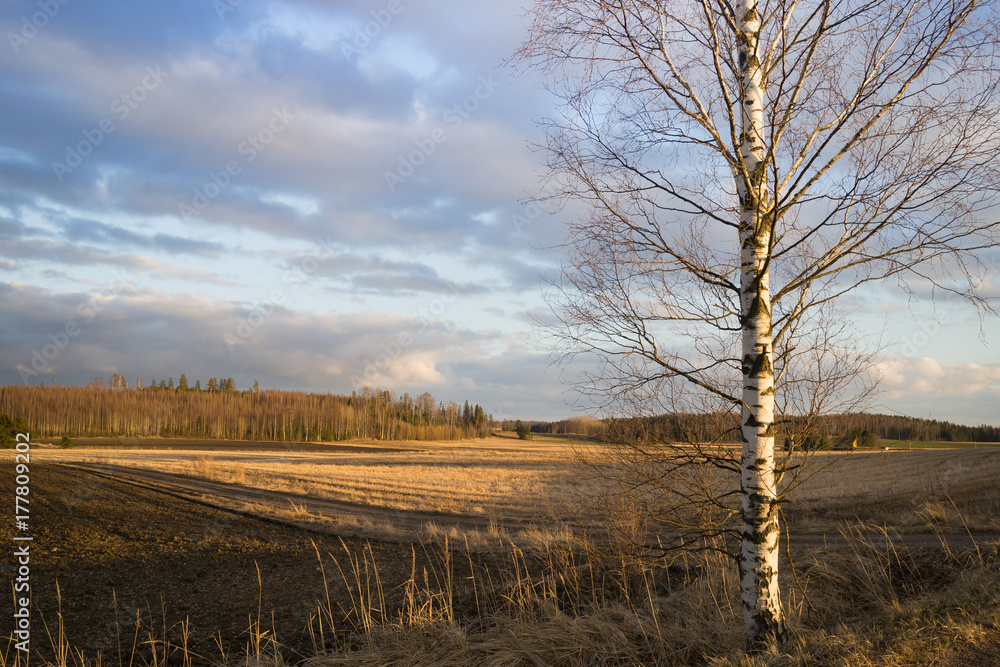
518,0,1000,647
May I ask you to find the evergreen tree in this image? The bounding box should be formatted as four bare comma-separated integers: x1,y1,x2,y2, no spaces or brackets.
178,374,189,391
0,414,30,448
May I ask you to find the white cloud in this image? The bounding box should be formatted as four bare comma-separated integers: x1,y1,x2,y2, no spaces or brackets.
882,355,1000,395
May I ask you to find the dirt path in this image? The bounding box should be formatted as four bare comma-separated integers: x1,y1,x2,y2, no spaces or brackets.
58,462,1000,550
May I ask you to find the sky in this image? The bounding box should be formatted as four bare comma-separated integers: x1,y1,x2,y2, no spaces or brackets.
0,0,998,424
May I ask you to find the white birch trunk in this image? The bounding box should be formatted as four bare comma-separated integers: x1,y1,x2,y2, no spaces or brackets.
736,0,788,648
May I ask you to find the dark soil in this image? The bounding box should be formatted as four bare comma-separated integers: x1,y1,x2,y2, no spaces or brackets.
0,463,454,664
952,629,1000,667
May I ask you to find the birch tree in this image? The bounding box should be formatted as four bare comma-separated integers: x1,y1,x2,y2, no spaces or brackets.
518,0,1000,648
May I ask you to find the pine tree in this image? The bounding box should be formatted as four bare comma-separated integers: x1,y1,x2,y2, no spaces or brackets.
179,374,189,391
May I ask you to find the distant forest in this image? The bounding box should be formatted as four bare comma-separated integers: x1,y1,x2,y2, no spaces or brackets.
526,412,1000,445
3,379,996,445
814,412,1000,444
0,379,493,442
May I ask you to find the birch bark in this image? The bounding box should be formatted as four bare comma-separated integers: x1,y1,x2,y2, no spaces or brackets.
736,0,788,647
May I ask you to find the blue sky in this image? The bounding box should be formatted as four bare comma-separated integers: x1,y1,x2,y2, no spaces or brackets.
1,0,997,424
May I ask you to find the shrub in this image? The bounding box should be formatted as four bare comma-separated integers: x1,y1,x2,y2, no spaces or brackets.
60,435,73,449
833,428,878,450
515,420,533,441
794,433,830,451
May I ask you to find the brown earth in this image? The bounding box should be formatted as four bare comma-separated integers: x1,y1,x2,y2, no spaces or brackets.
0,463,482,665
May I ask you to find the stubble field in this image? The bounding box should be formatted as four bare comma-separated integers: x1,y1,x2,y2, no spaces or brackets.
3,434,1000,666
42,434,1000,537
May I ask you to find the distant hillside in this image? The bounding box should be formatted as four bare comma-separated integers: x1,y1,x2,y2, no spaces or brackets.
0,383,493,442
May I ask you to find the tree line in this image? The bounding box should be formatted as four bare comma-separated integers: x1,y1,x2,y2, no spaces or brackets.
817,412,1000,445
0,383,494,442
522,412,1000,445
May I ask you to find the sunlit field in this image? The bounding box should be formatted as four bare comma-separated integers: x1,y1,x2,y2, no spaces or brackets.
36,434,1000,537
48,437,578,511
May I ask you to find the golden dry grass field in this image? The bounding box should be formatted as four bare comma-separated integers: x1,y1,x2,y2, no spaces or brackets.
41,435,590,546
34,433,1000,540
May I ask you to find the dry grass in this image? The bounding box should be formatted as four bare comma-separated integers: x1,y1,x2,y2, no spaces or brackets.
299,529,1000,667
9,529,997,667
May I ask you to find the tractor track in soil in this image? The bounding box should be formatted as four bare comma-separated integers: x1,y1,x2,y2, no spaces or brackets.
55,461,565,537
